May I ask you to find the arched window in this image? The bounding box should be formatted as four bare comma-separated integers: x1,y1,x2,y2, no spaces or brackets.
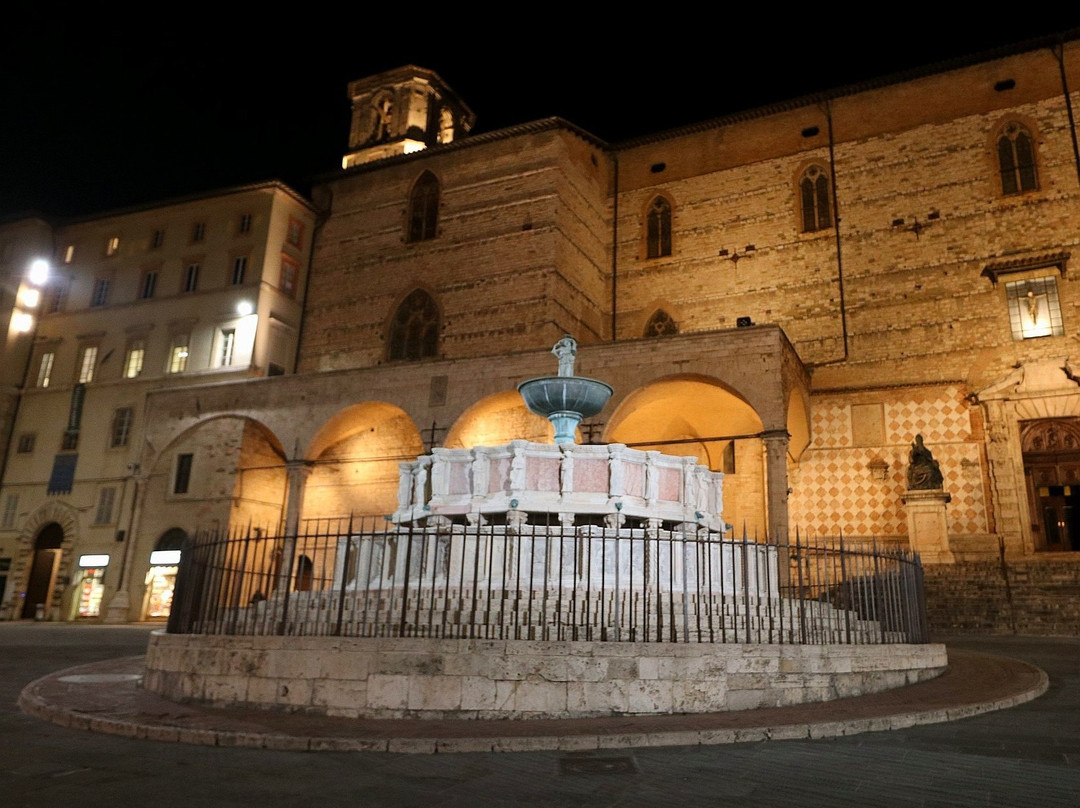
997,122,1039,195
644,309,679,337
646,196,672,258
388,289,440,361
798,165,832,233
407,171,440,242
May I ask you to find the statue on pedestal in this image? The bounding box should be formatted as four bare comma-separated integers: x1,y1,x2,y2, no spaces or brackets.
907,434,944,490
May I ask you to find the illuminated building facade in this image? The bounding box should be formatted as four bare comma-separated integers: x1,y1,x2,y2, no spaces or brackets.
0,183,316,620
4,37,1080,631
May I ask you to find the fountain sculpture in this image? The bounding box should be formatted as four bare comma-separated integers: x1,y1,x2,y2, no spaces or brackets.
145,337,944,723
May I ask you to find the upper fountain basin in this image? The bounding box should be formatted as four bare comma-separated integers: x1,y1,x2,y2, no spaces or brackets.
517,376,614,418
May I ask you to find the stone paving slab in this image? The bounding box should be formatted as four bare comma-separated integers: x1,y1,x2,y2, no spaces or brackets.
17,648,1047,754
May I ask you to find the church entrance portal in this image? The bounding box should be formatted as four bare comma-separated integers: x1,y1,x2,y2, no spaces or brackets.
1021,418,1080,552
22,523,64,618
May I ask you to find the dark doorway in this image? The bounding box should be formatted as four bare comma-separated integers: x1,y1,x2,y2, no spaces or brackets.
22,522,64,618
1021,418,1080,552
294,555,314,591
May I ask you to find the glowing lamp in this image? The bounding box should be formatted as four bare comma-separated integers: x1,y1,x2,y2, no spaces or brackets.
28,259,49,285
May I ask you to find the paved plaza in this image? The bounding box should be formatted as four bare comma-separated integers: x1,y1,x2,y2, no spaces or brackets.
2,623,1078,807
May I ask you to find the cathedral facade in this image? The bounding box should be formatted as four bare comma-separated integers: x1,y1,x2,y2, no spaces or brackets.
3,36,1080,628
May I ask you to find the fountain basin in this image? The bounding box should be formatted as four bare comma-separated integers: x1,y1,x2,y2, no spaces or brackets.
518,376,613,443
517,376,613,417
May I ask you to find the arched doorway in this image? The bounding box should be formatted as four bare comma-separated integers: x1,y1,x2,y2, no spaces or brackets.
22,523,63,619
1021,418,1080,551
143,528,188,619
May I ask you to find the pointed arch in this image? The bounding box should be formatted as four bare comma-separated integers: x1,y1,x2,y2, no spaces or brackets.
406,170,440,242
645,195,672,258
994,119,1039,196
388,288,440,361
644,309,679,337
796,163,832,233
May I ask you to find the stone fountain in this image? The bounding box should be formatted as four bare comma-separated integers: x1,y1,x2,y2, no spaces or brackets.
144,337,945,725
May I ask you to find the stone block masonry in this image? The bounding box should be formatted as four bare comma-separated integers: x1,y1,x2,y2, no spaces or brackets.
145,631,946,720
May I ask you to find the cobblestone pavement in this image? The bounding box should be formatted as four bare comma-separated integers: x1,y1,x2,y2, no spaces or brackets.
3,623,1078,807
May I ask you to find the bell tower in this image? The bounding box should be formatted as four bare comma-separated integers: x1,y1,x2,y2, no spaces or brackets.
342,65,476,169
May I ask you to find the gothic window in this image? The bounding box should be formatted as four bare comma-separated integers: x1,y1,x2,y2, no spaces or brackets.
997,121,1039,195
407,172,440,242
1006,277,1064,340
798,165,832,233
644,309,679,337
646,196,672,258
388,289,439,361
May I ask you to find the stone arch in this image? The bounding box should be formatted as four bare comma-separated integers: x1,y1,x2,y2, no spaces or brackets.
787,385,812,462
406,170,440,242
145,414,288,537
603,375,767,535
443,390,552,449
988,115,1041,196
154,527,189,552
18,502,80,619
643,308,679,338
642,192,674,259
303,402,424,520
974,359,1080,555
793,159,833,234
386,287,441,361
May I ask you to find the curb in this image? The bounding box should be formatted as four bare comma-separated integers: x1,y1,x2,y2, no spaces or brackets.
17,652,1050,754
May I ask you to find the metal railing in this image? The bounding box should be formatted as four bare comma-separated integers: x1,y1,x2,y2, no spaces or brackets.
167,520,929,644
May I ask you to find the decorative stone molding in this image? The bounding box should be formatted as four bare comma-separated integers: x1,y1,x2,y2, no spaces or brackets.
393,440,725,532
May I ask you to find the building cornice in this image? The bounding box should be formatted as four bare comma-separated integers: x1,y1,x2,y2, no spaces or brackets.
613,29,1080,150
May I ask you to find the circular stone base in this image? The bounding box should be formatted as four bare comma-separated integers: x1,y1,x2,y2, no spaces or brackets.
144,631,947,720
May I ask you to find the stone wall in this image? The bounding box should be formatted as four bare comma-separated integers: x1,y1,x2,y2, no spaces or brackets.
924,558,1080,636
145,632,946,720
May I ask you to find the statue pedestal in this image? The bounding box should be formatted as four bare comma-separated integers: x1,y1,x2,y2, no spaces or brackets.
901,489,955,564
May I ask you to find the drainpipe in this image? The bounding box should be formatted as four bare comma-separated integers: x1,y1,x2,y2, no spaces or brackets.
292,190,332,373
611,154,619,342
1050,41,1080,188
825,100,849,361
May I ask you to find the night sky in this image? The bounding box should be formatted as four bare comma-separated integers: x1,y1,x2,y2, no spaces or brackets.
4,13,1080,220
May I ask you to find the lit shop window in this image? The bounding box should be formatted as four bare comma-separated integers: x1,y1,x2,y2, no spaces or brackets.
1006,277,1064,340
76,555,110,618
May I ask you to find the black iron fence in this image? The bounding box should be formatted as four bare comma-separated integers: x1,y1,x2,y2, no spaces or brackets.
167,519,929,644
